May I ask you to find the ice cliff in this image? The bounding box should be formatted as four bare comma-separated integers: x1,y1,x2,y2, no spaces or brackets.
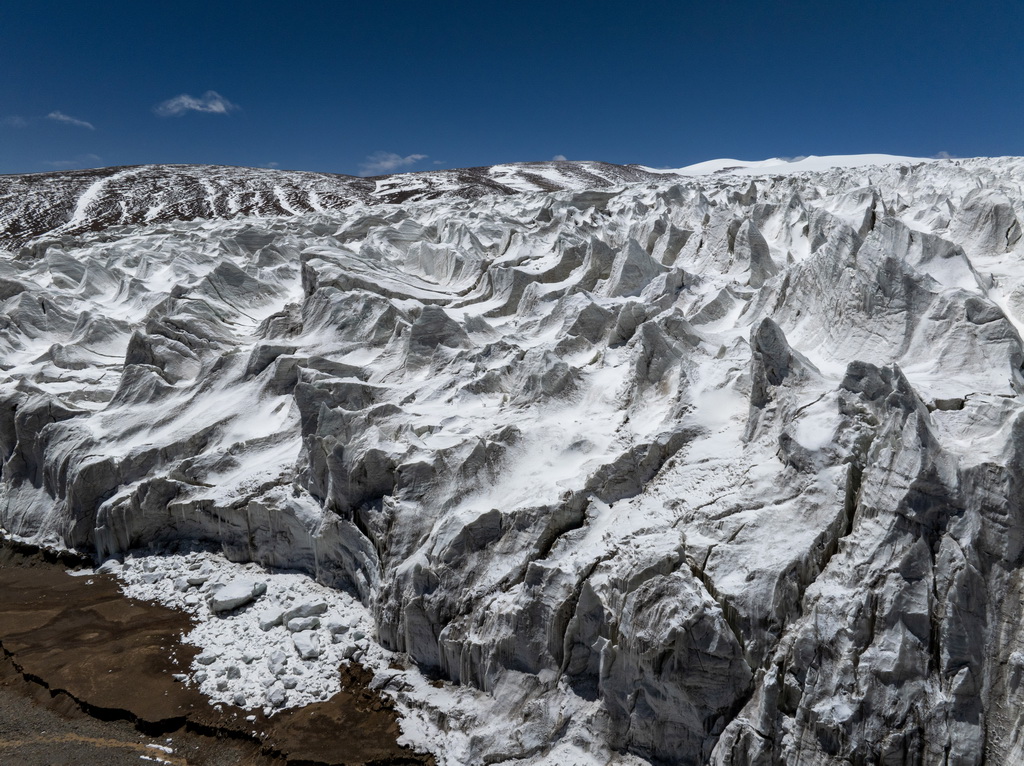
2,155,1024,764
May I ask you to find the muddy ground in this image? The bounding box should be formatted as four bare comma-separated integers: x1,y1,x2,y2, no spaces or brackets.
0,541,432,766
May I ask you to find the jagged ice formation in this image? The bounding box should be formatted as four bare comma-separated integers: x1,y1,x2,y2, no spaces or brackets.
2,156,1024,764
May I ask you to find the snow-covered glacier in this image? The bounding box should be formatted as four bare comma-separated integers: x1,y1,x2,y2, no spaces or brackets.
2,155,1024,764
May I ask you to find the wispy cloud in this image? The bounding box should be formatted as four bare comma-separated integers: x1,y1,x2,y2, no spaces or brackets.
1,115,28,128
154,91,238,117
934,150,957,160
552,154,567,161
47,111,94,130
359,151,428,176
43,153,102,169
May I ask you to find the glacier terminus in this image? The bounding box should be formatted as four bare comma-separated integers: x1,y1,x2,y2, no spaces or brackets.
1,154,1023,765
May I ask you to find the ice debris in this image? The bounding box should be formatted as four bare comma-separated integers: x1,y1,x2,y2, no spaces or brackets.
209,578,266,613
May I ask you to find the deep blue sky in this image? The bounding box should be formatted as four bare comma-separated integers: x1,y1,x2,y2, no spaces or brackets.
2,1,1022,176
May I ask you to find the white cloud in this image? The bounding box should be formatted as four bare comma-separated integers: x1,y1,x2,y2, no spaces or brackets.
154,91,238,117
47,111,94,130
264,162,280,168
359,151,428,176
1,115,28,128
43,153,102,169
934,150,956,160
552,154,567,161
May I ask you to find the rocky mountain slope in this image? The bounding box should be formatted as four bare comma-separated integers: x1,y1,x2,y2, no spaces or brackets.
0,161,669,252
2,155,1024,764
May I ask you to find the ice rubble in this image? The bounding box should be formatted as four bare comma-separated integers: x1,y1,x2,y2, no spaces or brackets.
112,549,374,714
2,155,1024,764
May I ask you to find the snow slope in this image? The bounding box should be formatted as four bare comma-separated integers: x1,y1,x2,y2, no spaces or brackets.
661,153,932,176
2,155,1024,764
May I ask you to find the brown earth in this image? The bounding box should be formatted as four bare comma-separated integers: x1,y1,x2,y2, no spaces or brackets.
0,541,433,766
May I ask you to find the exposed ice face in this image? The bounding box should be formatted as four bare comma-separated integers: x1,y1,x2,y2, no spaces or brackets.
4,155,1024,764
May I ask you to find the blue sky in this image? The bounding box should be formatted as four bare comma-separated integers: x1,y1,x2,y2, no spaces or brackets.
2,1,1021,176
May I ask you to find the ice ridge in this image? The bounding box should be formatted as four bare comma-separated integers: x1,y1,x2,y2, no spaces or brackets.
1,155,1024,764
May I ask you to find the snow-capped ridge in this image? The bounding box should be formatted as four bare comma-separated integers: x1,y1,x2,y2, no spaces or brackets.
647,152,933,176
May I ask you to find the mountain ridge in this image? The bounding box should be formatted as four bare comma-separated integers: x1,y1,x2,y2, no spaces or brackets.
0,155,938,252
0,160,672,251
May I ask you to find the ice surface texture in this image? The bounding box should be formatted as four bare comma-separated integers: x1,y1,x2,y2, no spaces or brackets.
2,156,1024,764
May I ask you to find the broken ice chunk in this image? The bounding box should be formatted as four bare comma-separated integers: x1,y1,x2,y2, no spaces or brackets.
286,616,320,632
293,630,321,660
209,578,267,612
258,606,285,631
282,600,328,621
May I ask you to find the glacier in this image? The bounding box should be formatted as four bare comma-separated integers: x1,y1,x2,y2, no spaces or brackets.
1,155,1023,764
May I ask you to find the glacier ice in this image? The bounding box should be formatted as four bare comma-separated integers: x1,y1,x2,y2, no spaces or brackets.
208,576,266,612
2,156,1024,764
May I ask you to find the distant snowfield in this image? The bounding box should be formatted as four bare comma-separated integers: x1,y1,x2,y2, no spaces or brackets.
642,153,934,176
3,154,1024,765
